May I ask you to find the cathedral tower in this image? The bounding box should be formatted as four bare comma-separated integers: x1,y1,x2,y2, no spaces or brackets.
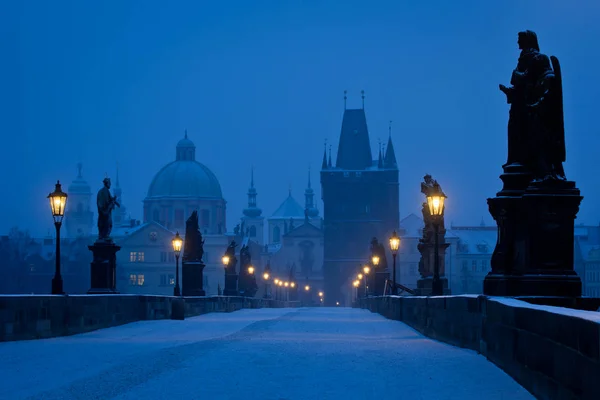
65,163,94,238
320,96,399,305
241,168,265,244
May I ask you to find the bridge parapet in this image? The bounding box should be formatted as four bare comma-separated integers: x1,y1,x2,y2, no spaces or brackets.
361,295,600,400
0,295,299,342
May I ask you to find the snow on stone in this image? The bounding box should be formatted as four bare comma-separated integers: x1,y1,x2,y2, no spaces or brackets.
0,307,533,400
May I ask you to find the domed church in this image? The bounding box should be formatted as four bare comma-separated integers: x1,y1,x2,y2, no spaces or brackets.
143,133,226,234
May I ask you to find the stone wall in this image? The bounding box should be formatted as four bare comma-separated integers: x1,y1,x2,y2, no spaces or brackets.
361,295,600,400
0,294,299,342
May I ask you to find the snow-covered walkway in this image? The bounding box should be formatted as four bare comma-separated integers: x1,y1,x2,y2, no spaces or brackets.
0,307,533,400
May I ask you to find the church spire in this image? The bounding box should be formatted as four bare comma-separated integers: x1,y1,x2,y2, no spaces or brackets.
328,145,332,168
384,120,398,169
305,167,319,218
377,139,383,169
321,140,328,169
243,167,262,218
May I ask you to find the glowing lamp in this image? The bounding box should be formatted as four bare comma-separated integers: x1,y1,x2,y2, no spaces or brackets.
372,255,380,266
263,272,270,280
427,187,447,217
222,255,230,266
363,266,370,275
248,266,255,274
48,181,68,223
389,230,400,255
172,232,183,257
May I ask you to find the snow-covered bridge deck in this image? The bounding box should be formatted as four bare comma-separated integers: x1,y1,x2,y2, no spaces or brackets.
0,307,533,400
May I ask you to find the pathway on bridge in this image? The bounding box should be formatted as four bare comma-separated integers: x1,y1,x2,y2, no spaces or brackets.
1,307,533,400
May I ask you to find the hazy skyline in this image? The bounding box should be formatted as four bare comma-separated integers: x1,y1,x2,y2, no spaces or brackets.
4,0,600,236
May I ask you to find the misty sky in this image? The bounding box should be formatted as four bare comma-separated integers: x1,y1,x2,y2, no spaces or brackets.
3,0,600,237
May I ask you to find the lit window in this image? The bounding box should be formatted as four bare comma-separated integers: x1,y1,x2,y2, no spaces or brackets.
129,274,137,285
137,252,145,262
137,275,145,285
169,274,175,285
130,252,137,262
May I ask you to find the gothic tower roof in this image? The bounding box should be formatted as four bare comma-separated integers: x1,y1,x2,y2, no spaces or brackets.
335,108,372,170
383,123,398,169
243,167,262,218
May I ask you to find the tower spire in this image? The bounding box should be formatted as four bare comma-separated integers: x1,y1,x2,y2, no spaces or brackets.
243,166,261,217
307,166,312,189
344,90,347,110
384,122,398,169
377,138,383,169
184,129,188,139
389,120,392,137
76,162,83,178
361,90,365,109
321,140,328,169
304,166,318,219
250,165,255,188
328,145,332,168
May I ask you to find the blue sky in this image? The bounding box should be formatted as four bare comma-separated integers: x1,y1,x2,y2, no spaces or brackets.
3,0,600,236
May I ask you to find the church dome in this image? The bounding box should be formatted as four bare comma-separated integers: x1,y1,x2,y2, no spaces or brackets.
146,134,223,199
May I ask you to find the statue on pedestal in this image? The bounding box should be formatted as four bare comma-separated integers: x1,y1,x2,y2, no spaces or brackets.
499,30,567,182
96,177,119,242
183,211,205,263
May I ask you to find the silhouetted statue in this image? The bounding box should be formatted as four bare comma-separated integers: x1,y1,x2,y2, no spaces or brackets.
499,30,567,182
234,223,240,236
182,211,205,262
97,177,119,242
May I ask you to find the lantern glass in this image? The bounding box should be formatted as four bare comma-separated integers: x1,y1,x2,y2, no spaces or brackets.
248,266,255,274
389,230,400,254
263,272,269,280
172,232,183,256
371,255,380,266
291,282,295,288
48,181,68,222
427,193,446,217
222,255,230,266
304,285,310,291
363,266,370,275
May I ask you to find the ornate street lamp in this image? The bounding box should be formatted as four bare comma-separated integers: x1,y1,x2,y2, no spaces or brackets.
371,255,380,267
362,265,370,297
248,266,255,274
304,285,310,291
427,185,447,296
48,181,68,295
389,230,400,295
263,272,270,280
172,232,183,296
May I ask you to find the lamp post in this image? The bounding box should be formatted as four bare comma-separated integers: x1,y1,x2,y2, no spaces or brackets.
48,181,68,295
389,230,400,295
263,267,270,299
353,280,360,303
172,232,183,296
362,265,370,297
427,186,447,296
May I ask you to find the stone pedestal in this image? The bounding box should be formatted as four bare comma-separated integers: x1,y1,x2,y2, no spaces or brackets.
182,261,206,296
88,241,120,294
223,273,238,296
485,177,583,297
415,277,450,296
171,297,185,320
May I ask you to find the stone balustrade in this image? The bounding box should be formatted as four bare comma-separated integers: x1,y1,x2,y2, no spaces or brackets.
0,295,299,342
360,295,600,400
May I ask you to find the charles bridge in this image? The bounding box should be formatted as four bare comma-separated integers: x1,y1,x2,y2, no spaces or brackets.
2,30,600,400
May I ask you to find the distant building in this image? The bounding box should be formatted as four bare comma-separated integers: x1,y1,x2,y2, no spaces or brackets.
320,103,399,305
65,163,94,238
143,132,226,235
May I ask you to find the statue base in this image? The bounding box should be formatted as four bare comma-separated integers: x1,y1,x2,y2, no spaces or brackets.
182,261,206,297
88,241,120,294
415,277,450,296
223,273,238,296
498,162,532,196
485,179,583,297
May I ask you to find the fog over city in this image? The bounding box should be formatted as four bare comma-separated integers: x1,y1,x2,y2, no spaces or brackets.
4,0,600,236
